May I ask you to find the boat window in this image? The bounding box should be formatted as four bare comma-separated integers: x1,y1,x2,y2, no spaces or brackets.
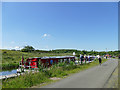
58,59,63,63
58,59,61,62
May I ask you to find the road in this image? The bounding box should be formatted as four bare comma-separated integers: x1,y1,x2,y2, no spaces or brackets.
41,59,118,88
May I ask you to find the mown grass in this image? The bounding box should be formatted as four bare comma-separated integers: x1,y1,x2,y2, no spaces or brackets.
2,58,108,88
2,50,72,70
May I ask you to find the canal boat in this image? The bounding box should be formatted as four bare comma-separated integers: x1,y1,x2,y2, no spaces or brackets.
17,56,75,73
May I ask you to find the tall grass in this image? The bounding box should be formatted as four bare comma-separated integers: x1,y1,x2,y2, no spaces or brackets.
44,64,68,78
2,72,50,88
2,63,19,71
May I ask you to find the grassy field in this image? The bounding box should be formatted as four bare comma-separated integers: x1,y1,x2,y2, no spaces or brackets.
1,50,72,70
2,58,108,88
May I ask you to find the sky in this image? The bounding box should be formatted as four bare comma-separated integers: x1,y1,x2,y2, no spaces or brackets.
2,2,118,51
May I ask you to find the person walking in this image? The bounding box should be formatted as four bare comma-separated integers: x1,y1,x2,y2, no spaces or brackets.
81,55,84,65
84,55,87,64
106,55,107,59
88,55,90,63
98,56,102,65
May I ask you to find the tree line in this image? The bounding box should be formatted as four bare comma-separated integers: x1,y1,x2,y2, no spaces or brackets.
20,45,120,56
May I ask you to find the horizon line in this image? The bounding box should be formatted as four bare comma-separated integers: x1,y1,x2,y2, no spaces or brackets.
0,48,118,52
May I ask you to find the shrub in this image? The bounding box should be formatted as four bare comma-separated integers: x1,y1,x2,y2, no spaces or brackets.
44,64,67,78
3,51,7,54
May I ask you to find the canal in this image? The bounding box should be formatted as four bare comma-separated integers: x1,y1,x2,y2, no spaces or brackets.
0,69,17,76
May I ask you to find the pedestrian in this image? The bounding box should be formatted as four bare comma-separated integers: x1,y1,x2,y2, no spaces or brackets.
80,55,84,65
50,59,53,65
98,56,102,65
84,55,87,64
106,56,107,59
88,55,90,63
79,54,82,64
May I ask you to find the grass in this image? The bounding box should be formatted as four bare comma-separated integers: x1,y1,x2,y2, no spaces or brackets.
2,58,108,88
1,63,19,71
2,72,51,88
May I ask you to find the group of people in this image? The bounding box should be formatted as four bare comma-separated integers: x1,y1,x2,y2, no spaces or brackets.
79,55,92,64
79,54,102,65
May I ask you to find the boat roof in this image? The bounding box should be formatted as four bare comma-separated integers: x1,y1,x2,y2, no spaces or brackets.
28,56,75,59
41,56,75,59
28,57,41,59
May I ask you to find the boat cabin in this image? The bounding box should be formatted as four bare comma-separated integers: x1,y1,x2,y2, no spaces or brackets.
20,56,75,69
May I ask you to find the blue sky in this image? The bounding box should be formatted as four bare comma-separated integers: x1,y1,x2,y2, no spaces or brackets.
2,2,118,51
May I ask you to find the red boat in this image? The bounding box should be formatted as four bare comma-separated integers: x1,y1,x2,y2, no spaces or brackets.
18,56,75,72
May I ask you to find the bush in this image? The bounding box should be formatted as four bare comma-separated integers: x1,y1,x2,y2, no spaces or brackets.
58,62,66,67
3,51,7,54
44,65,67,78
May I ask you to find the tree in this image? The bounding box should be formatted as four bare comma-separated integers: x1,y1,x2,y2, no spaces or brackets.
82,50,87,55
21,45,35,52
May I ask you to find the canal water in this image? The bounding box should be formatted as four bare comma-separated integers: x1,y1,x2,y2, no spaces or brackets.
0,69,17,76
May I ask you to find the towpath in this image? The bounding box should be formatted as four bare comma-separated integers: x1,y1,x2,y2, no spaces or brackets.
41,59,118,88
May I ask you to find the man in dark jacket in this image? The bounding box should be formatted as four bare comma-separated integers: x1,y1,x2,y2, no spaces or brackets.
81,55,84,65
98,56,102,65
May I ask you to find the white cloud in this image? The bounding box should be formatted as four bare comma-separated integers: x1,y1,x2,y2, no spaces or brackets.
42,34,50,38
14,46,20,50
2,46,23,50
2,47,10,49
43,34,47,37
